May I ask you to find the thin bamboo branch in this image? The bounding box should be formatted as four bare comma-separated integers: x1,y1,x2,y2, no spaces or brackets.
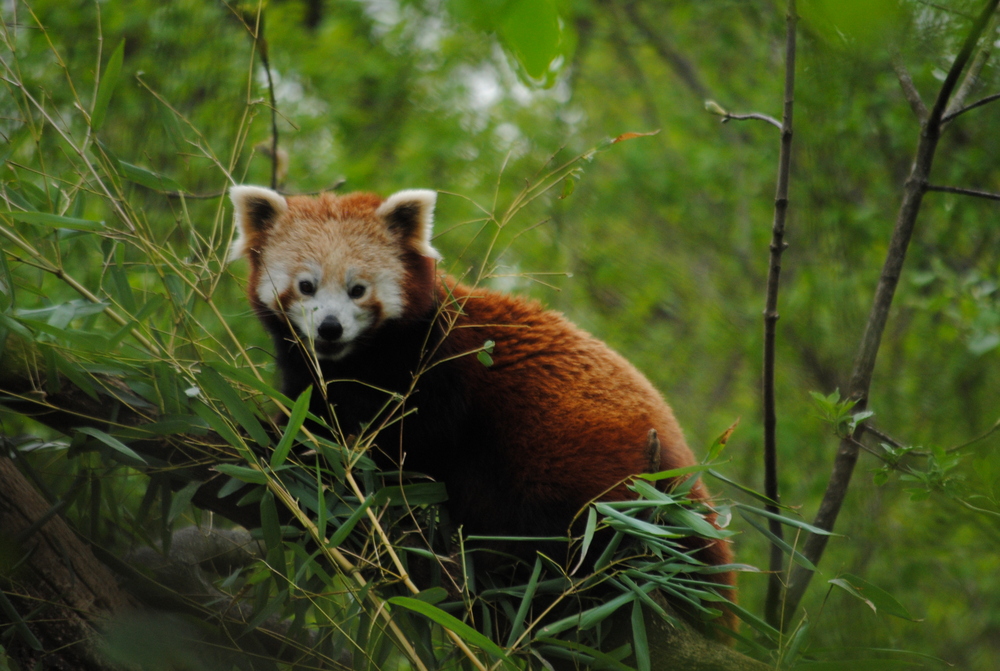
0,223,161,355
781,0,1000,628
762,0,797,631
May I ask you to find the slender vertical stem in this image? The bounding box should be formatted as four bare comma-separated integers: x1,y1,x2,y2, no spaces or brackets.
781,0,1000,628
254,9,280,190
762,0,797,630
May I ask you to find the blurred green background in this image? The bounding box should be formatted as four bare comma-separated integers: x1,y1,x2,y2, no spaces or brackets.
2,0,999,667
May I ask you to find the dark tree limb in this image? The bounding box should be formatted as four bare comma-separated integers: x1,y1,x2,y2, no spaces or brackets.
761,0,797,630
926,183,1000,201
781,0,1000,628
0,455,141,669
250,8,281,190
941,91,1000,122
944,9,1000,121
891,58,928,121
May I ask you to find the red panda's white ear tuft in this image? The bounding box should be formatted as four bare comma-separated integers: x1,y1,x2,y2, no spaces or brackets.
376,189,442,261
229,186,288,262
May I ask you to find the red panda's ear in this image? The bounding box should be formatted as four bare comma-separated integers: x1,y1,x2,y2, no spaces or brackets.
376,189,442,261
229,186,288,261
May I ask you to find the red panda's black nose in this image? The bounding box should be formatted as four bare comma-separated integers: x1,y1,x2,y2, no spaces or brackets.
317,317,343,342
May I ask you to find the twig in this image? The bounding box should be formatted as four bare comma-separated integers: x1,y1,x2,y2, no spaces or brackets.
945,9,1000,120
926,183,1000,201
705,101,782,130
914,0,976,20
781,0,1000,629
762,0,797,630
863,425,905,449
891,58,928,121
947,417,1000,453
942,91,1000,122
721,112,782,130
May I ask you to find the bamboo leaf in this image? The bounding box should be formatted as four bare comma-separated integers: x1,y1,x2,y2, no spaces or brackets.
327,495,375,548
193,400,245,449
2,211,104,231
198,365,270,447
506,557,543,647
375,482,449,506
270,386,311,469
167,480,201,523
570,507,599,574
0,591,44,651
705,418,740,463
217,476,247,499
260,490,282,552
737,510,816,571
829,573,916,620
214,463,268,485
389,596,510,663
534,637,635,671
75,426,147,465
724,600,781,642
639,463,714,482
631,599,650,671
91,39,125,131
119,161,184,192
734,503,837,536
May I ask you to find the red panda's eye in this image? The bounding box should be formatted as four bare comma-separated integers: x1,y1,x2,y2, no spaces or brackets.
299,280,316,296
348,284,366,299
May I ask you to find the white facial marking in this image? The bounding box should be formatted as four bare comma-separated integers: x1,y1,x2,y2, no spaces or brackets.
256,258,291,308
257,261,383,361
375,269,404,320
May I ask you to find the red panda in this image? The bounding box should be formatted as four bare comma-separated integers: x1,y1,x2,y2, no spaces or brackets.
229,185,735,618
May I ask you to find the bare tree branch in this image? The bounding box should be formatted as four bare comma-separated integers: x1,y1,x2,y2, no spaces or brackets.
781,0,1000,628
761,0,798,631
722,112,783,130
705,101,782,129
941,91,1000,122
892,57,928,121
914,0,976,20
251,8,282,190
944,9,1000,120
926,183,1000,201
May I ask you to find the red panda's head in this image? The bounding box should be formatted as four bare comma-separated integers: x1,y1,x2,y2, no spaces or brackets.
229,186,440,360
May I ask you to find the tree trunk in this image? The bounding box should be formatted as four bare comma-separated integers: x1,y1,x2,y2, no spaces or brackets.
0,456,140,669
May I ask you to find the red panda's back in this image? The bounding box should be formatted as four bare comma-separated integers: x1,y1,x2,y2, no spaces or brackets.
441,280,697,507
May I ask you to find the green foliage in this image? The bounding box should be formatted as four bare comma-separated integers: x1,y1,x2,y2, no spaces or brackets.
1,0,999,669
808,389,874,439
